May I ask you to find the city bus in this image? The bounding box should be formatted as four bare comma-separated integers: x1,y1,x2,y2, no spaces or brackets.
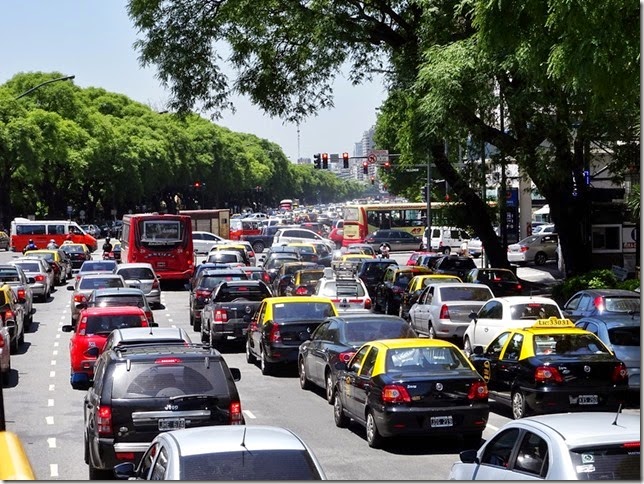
342,203,428,246
9,217,98,252
120,213,194,281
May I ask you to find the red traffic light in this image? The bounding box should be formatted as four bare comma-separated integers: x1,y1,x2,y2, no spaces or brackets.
383,161,391,170
322,153,329,161
342,152,349,169
194,181,201,188
362,161,369,174
370,176,375,185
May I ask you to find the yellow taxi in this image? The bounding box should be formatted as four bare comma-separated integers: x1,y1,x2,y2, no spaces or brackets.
333,338,489,448
245,296,338,375
208,242,255,265
399,274,463,320
287,267,325,296
60,242,92,270
332,253,374,270
23,249,71,285
285,242,320,264
469,317,629,419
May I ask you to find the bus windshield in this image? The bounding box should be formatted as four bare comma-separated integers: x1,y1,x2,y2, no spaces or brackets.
139,220,183,244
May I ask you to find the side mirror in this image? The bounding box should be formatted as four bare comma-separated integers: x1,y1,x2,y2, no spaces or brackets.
459,449,480,463
469,312,478,322
230,368,241,381
62,324,74,333
113,462,137,479
472,346,484,356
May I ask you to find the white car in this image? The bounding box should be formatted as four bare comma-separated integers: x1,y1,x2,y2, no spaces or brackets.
408,283,494,339
449,412,640,480
463,296,563,356
314,267,372,311
532,223,555,235
272,227,335,253
192,231,229,255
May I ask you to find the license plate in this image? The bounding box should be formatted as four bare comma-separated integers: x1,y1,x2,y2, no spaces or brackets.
157,261,166,268
158,418,185,431
578,394,598,405
430,416,453,428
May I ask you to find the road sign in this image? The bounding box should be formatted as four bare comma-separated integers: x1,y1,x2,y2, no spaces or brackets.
330,153,339,163
369,149,389,163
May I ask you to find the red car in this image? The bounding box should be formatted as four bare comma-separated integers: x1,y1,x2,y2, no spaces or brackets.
405,250,435,266
329,220,344,248
61,306,152,389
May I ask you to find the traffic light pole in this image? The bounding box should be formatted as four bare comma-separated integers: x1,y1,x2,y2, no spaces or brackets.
426,159,432,235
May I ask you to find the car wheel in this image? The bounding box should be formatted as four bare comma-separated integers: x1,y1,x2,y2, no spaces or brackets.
428,322,436,339
443,247,451,255
325,371,335,404
88,464,111,480
463,337,472,357
252,241,265,254
534,252,547,266
366,410,383,448
333,393,349,428
298,358,312,390
260,347,272,376
512,390,528,419
245,339,256,364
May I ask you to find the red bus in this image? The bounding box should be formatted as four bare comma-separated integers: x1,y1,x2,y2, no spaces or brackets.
121,213,194,281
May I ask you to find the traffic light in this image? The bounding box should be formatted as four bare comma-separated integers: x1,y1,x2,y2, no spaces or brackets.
322,153,329,169
370,176,375,185
194,181,201,188
342,152,349,169
383,160,391,171
313,153,321,169
362,161,369,174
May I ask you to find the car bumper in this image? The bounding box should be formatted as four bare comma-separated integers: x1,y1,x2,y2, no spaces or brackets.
93,437,147,471
524,387,628,414
265,344,300,365
30,284,46,296
434,320,470,339
211,321,249,340
507,253,527,262
373,404,489,438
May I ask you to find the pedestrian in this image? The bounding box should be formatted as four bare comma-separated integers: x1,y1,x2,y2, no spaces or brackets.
459,240,469,257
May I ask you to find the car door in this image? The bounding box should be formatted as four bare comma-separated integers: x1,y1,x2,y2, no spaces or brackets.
306,321,330,385
344,345,376,420
249,301,268,357
472,300,503,350
341,345,371,418
351,346,379,422
471,332,511,394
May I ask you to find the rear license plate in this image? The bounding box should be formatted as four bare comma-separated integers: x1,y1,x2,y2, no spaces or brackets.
157,261,166,268
158,418,185,431
430,416,453,428
577,395,598,405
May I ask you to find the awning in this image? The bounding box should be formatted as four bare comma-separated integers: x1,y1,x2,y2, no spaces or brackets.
534,204,549,215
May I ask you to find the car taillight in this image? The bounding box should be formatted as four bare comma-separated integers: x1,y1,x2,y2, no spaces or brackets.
4,310,14,322
364,298,372,309
35,275,45,282
140,315,148,324
0,334,5,348
381,384,411,403
268,325,281,343
611,362,628,383
295,286,309,296
214,309,228,322
338,351,355,363
520,246,529,253
622,442,640,449
467,381,489,400
195,289,212,299
262,273,271,284
516,284,522,291
17,288,26,300
534,366,563,383
249,320,258,332
248,251,255,258
97,405,113,436
152,279,160,289
439,304,450,319
74,294,87,303
229,401,243,425
115,452,135,461
593,296,605,312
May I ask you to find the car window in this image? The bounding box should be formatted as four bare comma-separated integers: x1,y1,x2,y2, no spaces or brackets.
359,347,378,377
486,332,510,358
118,268,155,279
150,447,168,480
85,314,144,334
608,327,640,346
502,333,523,361
138,442,159,479
577,294,593,311
514,432,549,477
80,278,124,290
486,301,502,319
564,294,582,311
481,427,520,468
349,345,371,373
603,297,640,313
439,286,491,302
272,302,334,322
568,443,641,479
510,303,560,320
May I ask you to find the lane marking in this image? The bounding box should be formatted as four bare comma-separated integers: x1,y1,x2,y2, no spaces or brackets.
243,410,256,419
50,371,55,378
168,318,173,323
54,341,59,347
49,384,55,391
50,464,59,477
53,350,58,356
46,416,54,425
48,399,54,407
51,360,56,366
47,438,56,448
56,333,60,339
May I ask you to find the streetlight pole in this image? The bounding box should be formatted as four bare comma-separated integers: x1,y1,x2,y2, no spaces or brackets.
14,75,75,100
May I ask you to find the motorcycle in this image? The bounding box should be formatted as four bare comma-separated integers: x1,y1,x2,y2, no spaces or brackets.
102,251,115,261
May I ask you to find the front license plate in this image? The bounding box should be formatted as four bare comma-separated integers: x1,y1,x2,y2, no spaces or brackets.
578,394,598,405
158,418,185,431
430,416,453,428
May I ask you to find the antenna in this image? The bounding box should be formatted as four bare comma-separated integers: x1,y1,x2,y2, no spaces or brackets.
241,426,248,450
612,403,623,426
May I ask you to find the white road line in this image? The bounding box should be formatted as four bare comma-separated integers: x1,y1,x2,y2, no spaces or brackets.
46,416,54,425
52,350,58,356
51,360,56,366
50,463,59,477
49,384,55,391
54,341,59,347
47,437,56,448
48,399,54,407
243,410,256,419
49,371,55,378
168,319,173,323
56,333,60,339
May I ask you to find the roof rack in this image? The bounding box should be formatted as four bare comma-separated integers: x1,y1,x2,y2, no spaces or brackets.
335,263,357,279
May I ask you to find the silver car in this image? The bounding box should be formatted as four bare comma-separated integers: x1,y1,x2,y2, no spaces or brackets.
9,258,55,302
0,264,34,328
102,326,192,353
114,263,162,308
507,233,559,266
113,426,327,480
67,273,126,326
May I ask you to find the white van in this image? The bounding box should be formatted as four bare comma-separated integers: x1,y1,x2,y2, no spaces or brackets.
422,226,472,255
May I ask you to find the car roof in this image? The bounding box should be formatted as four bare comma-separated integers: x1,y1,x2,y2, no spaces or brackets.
110,327,188,340
115,263,154,270
80,273,123,280
80,306,146,316
491,295,560,304
331,314,407,324
514,412,640,447
571,289,640,297
161,425,307,456
92,287,146,296
370,338,458,350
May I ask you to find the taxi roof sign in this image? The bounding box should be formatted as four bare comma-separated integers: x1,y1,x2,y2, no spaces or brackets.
532,316,575,328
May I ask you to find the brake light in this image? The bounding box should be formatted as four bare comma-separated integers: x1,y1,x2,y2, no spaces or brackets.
534,366,564,383
338,351,356,364
140,315,148,324
74,294,87,303
268,325,281,343
248,251,255,258
17,288,25,300
516,284,522,291
382,384,411,403
229,401,243,425
4,310,14,321
593,296,605,312
214,309,228,322
97,405,112,436
295,286,309,296
364,298,372,309
115,452,135,461
0,334,5,348
155,357,183,364
35,275,45,282
262,273,271,284
195,289,212,299
467,381,489,400
520,246,529,253
622,442,640,449
152,279,160,289
439,304,450,319
611,362,628,383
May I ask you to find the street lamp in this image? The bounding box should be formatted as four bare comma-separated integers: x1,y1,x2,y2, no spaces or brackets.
14,75,75,100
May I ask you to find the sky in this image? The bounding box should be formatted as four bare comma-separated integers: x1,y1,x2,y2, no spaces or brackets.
0,0,387,163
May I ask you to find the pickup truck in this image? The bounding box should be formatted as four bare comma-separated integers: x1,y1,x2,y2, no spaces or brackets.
200,280,273,347
241,225,299,254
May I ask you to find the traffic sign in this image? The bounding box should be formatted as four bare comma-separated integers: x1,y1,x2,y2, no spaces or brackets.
370,149,389,163
330,153,339,163
368,153,377,164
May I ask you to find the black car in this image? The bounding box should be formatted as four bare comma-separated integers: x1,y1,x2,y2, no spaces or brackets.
464,268,523,297
562,289,640,322
432,255,477,280
60,243,92,270
83,344,244,480
189,268,248,331
415,253,444,270
373,265,433,315
298,314,417,403
355,259,399,298
261,251,302,284
364,229,423,252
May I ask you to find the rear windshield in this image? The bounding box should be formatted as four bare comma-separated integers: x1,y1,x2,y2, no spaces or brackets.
207,254,240,263
0,268,20,283
603,297,640,313
13,262,41,272
180,449,322,480
81,262,117,272
478,270,517,282
533,334,611,356
318,281,366,298
215,285,272,302
438,286,491,301
608,327,640,347
111,360,229,399
569,444,640,480
344,321,416,346
509,303,561,320
80,278,124,290
117,268,155,280
272,302,335,322
299,272,324,285
439,258,476,270
200,274,247,289
63,245,85,254
85,314,143,334
92,295,145,307
386,346,470,372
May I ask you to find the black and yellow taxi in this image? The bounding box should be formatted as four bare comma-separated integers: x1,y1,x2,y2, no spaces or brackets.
469,317,629,420
333,338,489,448
286,267,325,296
245,296,338,375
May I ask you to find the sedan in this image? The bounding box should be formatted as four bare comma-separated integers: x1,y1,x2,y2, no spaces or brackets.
507,234,559,266
562,288,640,322
114,263,162,308
113,426,326,480
0,264,34,329
298,314,417,403
464,268,523,297
60,242,92,271
333,338,489,448
364,229,423,252
192,230,229,255
8,258,54,302
449,412,640,480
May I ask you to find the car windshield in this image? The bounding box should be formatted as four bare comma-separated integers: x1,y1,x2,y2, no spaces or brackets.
510,303,561,320
385,346,470,372
344,321,416,346
568,444,640,480
180,449,322,480
272,302,335,322
299,272,324,285
85,314,143,334
602,297,640,313
63,245,85,254
438,286,491,301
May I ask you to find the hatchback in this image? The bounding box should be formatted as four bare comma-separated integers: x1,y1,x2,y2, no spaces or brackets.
82,287,155,325
67,273,126,326
562,288,640,322
113,426,326,480
114,263,162,308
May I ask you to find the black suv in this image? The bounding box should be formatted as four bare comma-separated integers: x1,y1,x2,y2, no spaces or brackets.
83,344,244,480
355,259,399,298
432,255,477,280
189,268,248,332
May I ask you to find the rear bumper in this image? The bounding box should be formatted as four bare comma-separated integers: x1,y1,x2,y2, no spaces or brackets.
524,387,628,414
434,320,470,339
265,344,300,365
211,321,249,340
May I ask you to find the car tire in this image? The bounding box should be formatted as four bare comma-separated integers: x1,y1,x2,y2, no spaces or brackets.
428,322,436,339
252,241,265,254
325,370,336,404
88,463,111,481
512,390,528,419
260,347,272,376
443,247,451,255
534,252,547,266
245,339,256,364
298,358,312,390
366,410,383,448
333,393,349,428
463,337,472,357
